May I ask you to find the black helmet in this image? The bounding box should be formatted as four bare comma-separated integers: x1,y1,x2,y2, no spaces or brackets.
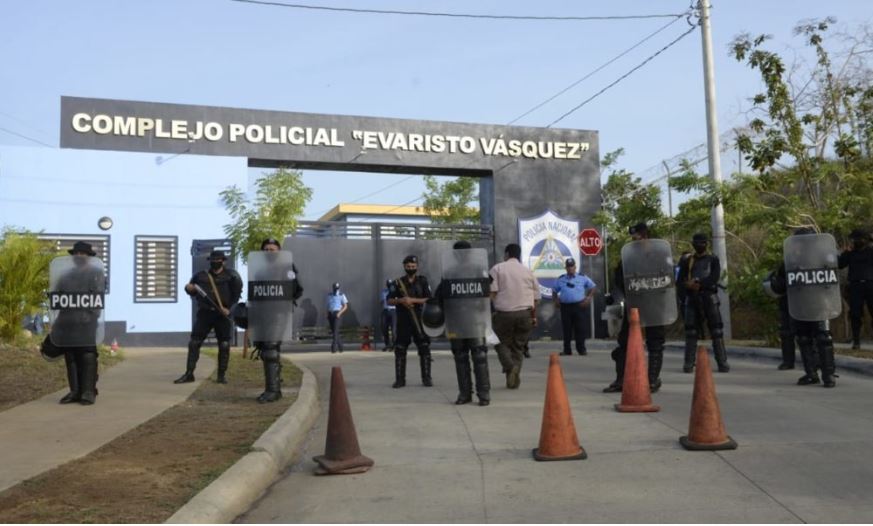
421,300,445,334
260,238,281,250
40,335,64,361
230,303,248,329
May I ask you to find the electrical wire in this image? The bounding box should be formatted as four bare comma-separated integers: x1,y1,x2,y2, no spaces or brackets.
230,0,686,21
507,13,688,125
546,23,699,128
0,126,55,148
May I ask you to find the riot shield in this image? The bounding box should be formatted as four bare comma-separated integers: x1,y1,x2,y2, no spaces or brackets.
247,250,296,343
441,248,492,339
48,256,106,347
783,233,841,321
621,239,678,327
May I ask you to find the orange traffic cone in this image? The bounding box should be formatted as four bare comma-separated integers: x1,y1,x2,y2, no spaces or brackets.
360,326,372,351
680,346,737,450
313,366,375,475
532,353,587,461
615,308,660,413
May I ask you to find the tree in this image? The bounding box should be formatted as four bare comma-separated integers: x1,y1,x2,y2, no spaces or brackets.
0,229,55,342
220,167,312,262
421,175,480,225
592,148,667,269
668,19,873,339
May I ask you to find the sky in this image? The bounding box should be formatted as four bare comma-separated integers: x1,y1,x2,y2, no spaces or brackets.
1,0,871,221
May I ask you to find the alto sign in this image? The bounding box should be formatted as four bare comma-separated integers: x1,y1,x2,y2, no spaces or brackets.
578,228,602,256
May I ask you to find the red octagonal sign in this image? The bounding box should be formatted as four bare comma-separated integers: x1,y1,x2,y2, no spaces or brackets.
578,228,602,256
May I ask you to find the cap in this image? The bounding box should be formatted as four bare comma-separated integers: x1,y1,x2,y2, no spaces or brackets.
403,255,418,265
207,250,227,260
628,222,649,236
453,240,472,250
67,241,96,256
793,227,816,236
692,233,708,243
332,282,340,289
260,238,281,250
564,257,576,267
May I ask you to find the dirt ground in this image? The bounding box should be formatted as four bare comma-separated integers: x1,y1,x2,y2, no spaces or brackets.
0,349,302,524
0,336,124,412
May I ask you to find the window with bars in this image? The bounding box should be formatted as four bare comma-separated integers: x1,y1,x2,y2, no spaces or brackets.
134,235,178,303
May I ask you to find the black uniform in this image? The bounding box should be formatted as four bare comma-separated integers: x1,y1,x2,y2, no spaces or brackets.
183,267,243,382
776,293,797,369
676,251,729,373
54,260,105,405
433,281,491,406
388,274,432,387
838,244,873,348
771,263,837,387
604,260,666,392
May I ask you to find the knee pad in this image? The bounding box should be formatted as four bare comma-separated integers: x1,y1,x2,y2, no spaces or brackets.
218,340,231,354
796,335,814,349
710,327,724,340
815,331,833,349
394,346,408,356
684,327,698,339
471,346,488,366
188,339,204,351
260,346,280,362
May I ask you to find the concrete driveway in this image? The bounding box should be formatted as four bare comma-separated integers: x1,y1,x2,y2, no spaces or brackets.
239,341,873,523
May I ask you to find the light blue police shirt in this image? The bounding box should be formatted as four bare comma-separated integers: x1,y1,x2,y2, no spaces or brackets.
327,292,348,312
553,273,596,303
381,288,395,310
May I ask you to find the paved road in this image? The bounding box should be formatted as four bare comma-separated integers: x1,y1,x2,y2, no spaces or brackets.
0,347,213,493
240,340,873,523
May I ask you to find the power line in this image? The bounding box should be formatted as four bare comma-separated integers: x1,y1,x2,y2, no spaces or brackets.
507,13,688,125
0,126,55,148
0,111,54,141
0,197,218,209
546,23,698,128
230,0,686,21
1,173,226,190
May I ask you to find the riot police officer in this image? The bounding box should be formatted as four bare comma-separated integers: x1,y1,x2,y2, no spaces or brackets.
677,233,730,373
774,227,841,388
387,255,433,388
433,240,491,406
46,241,106,405
246,238,299,403
838,228,873,350
603,223,674,393
175,250,243,384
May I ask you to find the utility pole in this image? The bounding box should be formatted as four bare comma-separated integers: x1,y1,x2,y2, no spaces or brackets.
699,0,732,339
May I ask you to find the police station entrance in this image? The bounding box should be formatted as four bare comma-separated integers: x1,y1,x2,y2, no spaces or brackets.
60,97,604,340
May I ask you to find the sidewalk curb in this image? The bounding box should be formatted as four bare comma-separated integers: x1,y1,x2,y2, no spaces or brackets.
665,342,873,377
166,359,319,524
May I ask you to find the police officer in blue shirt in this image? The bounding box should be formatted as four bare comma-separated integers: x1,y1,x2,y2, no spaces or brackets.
552,258,597,356
380,279,396,352
326,283,349,353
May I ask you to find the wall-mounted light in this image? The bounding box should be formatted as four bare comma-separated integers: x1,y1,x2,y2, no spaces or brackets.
97,216,114,231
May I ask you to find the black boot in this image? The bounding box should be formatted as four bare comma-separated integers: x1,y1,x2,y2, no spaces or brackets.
257,347,283,403
453,353,472,404
818,334,837,388
175,339,200,383
77,350,98,405
59,351,80,404
683,338,697,373
713,339,730,373
420,352,433,387
472,346,491,406
648,351,663,393
797,337,821,386
392,350,406,388
216,341,230,384
603,346,624,392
